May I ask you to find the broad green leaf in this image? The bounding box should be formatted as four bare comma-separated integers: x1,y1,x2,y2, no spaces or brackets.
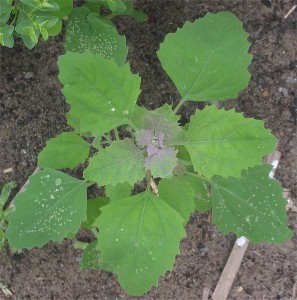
65,7,128,66
144,147,178,179
47,18,62,36
183,105,276,178
140,104,182,144
38,132,90,169
0,0,12,23
58,52,141,136
84,139,146,186
157,12,252,101
81,197,109,229
6,169,87,249
52,0,72,17
105,182,132,200
95,190,186,295
158,176,195,222
183,175,211,211
211,165,292,243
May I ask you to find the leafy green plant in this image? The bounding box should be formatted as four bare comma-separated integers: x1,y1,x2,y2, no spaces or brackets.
5,12,292,296
0,181,16,250
0,0,145,48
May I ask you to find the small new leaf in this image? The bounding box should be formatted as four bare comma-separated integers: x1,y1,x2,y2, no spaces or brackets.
6,169,87,249
84,139,146,186
211,165,292,243
95,190,186,295
38,132,90,169
183,105,276,178
144,147,178,179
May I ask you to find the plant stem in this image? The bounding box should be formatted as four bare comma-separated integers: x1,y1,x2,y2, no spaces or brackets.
86,181,96,188
101,133,112,144
114,128,120,141
173,99,185,114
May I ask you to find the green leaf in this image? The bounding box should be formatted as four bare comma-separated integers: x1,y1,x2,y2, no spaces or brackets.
81,197,109,229
0,0,12,23
95,190,186,295
140,104,182,144
81,240,102,270
47,18,62,36
84,139,146,187
158,176,195,222
183,175,211,212
52,0,72,17
58,52,141,136
0,181,16,210
183,105,276,178
80,240,114,271
144,147,178,179
106,0,127,14
105,182,132,200
65,7,128,66
211,165,292,243
38,132,90,170
6,169,87,249
157,12,252,101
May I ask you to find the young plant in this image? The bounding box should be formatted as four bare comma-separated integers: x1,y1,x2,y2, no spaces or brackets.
0,181,16,250
0,0,145,48
5,12,292,296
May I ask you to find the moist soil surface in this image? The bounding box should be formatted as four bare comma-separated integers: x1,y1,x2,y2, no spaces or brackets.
1,0,297,299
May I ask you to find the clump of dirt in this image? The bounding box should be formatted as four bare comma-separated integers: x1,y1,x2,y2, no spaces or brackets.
0,1,296,299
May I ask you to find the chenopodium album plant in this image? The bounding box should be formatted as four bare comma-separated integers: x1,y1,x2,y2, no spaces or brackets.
6,12,292,295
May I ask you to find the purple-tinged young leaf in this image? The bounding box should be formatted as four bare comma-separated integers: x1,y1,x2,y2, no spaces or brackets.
141,104,182,144
147,144,158,156
144,147,178,178
136,129,153,147
156,131,165,148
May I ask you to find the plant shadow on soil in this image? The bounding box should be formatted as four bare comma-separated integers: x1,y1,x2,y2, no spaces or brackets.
0,0,297,299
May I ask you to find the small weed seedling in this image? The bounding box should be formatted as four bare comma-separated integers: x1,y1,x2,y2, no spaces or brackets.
0,181,16,250
0,0,145,48
5,12,292,296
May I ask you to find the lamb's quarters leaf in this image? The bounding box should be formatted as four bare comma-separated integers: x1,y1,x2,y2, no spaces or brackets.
211,165,292,243
84,139,146,186
183,175,211,212
158,176,195,222
65,7,127,66
105,182,132,201
95,190,186,296
140,104,182,144
182,105,276,178
58,52,141,137
130,105,148,130
144,147,178,179
81,240,101,270
38,132,90,169
81,197,109,230
157,12,252,101
52,0,72,17
6,169,87,249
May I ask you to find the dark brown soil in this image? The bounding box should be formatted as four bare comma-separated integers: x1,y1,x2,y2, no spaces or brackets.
1,0,297,299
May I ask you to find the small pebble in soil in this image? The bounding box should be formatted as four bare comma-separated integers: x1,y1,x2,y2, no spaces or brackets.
24,72,34,79
197,242,207,256
278,87,288,97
